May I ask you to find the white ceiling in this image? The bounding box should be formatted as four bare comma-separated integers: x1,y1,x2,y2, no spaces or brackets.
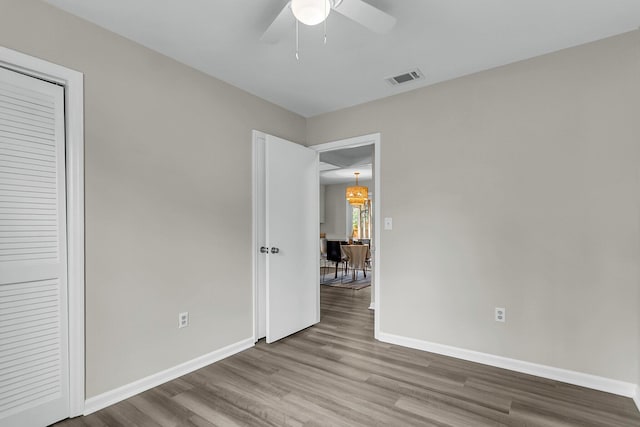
319,145,373,184
320,165,372,185
44,0,640,117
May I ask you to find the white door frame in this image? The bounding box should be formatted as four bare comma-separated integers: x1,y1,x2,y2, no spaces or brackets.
0,46,85,417
252,131,265,341
311,133,381,339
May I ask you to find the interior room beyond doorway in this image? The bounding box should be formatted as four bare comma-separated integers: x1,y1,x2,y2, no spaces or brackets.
315,136,379,318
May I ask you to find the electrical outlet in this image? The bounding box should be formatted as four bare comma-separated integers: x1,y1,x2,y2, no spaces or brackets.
178,312,189,328
495,307,506,322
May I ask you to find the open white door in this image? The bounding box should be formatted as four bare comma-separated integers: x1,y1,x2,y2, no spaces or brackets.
259,133,319,343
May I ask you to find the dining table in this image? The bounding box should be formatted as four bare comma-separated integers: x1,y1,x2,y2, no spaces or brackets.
340,244,370,281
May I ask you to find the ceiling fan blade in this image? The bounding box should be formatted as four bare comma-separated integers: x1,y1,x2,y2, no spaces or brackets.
334,0,396,34
261,1,295,44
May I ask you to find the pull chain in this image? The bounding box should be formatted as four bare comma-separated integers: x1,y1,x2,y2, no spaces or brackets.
295,19,300,60
324,0,327,44
295,0,330,59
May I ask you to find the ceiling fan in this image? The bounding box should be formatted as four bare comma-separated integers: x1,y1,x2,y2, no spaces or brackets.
261,0,397,44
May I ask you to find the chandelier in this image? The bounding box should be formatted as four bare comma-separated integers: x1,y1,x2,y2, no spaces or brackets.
346,172,368,206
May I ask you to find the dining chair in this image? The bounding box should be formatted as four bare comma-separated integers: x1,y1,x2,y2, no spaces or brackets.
326,241,346,279
361,239,372,272
320,238,328,281
345,244,368,280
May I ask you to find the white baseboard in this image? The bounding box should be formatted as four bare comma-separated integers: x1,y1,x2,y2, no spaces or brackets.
633,386,640,412
83,337,254,415
378,332,637,398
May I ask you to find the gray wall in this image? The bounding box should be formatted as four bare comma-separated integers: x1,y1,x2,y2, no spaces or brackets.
321,180,373,240
308,32,640,383
0,0,306,397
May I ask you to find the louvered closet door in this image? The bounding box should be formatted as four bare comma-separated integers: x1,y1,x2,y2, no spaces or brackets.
0,67,69,427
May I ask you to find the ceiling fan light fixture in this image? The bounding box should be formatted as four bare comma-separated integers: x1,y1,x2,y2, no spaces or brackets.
291,0,332,26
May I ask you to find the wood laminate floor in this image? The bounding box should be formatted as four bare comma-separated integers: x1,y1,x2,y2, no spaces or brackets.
56,287,640,426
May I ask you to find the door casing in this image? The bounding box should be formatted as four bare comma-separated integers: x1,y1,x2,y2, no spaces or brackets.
0,46,85,417
311,133,381,339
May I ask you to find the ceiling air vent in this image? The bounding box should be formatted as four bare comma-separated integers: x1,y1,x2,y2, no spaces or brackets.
385,68,424,86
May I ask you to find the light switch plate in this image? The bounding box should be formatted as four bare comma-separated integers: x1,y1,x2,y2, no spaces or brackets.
384,217,393,230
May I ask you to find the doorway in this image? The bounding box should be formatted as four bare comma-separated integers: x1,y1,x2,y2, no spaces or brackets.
312,133,381,339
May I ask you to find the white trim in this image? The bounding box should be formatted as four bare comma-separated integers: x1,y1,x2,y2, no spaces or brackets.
252,131,259,342
313,154,321,325
311,133,378,152
252,130,268,342
84,338,254,415
311,133,382,340
633,386,640,412
379,332,637,398
0,46,85,417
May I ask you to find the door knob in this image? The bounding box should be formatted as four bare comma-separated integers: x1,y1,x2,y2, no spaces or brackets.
260,246,269,254
270,247,280,254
